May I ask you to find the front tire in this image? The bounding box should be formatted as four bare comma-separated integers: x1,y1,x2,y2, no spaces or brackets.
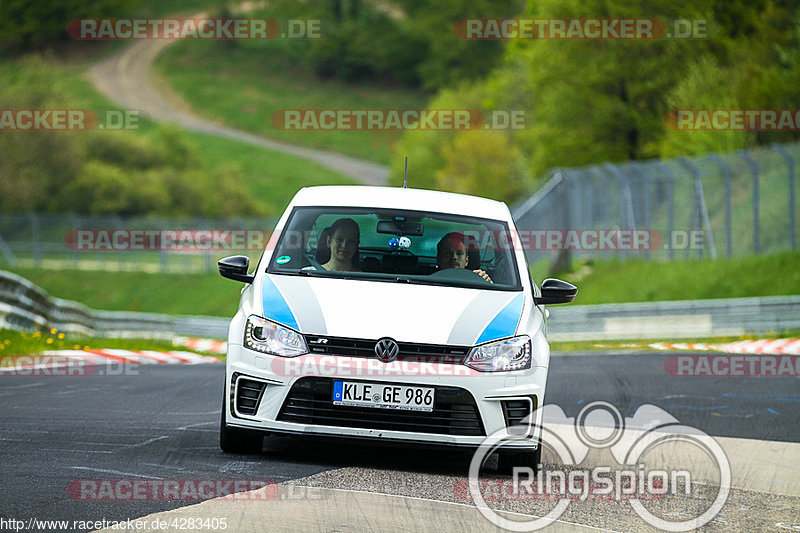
220,396,263,454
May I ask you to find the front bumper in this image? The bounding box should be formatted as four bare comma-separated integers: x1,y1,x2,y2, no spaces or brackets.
224,344,548,449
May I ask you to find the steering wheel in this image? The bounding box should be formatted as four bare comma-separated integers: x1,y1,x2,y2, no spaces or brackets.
429,267,491,283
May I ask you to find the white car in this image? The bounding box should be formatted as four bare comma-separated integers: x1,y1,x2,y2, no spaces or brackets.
218,186,576,469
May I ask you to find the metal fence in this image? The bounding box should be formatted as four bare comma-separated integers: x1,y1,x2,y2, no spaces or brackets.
513,142,799,266
0,213,275,273
0,143,797,274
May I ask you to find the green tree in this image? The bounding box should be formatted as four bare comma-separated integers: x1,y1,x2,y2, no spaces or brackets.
0,0,138,53
398,0,522,91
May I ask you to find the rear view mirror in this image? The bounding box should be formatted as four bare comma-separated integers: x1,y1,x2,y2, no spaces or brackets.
377,220,424,236
218,255,255,284
535,278,577,305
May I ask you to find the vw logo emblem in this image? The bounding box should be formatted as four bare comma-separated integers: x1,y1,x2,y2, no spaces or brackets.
374,338,399,363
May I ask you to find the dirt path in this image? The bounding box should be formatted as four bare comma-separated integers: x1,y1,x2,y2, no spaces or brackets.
87,39,389,185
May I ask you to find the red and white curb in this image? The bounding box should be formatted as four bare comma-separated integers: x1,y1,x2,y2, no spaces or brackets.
648,338,800,355
174,337,227,354
0,349,217,373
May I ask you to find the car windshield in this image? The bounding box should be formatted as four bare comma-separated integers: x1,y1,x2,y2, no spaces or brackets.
267,206,522,290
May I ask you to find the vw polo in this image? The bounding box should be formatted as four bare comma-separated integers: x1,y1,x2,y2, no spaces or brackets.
218,186,576,468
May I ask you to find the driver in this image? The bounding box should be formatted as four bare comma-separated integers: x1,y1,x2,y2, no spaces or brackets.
436,232,492,283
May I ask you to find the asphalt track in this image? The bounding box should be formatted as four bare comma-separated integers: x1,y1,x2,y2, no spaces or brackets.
1,353,798,532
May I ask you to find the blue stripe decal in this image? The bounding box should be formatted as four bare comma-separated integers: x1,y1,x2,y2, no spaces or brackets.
475,293,524,345
261,276,299,330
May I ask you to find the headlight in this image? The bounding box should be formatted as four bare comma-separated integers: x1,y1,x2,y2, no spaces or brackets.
464,336,531,372
244,315,308,357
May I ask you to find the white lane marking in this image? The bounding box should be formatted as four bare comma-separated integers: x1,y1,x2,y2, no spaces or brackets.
36,449,114,454
162,411,219,416
176,421,216,430
0,382,45,390
129,435,169,448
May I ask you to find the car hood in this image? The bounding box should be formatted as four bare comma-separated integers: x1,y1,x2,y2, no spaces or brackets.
259,274,525,346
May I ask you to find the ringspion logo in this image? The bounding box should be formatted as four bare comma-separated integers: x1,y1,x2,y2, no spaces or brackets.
468,402,730,531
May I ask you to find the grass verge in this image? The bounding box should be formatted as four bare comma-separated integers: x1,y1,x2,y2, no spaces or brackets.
540,249,800,305
4,267,239,317
155,40,428,165
550,330,800,353
0,328,186,360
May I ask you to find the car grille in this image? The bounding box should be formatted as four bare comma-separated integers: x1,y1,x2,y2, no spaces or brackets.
235,376,268,416
277,377,485,436
304,335,470,365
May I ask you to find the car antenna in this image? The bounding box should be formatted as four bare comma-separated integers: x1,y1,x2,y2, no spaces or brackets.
403,156,408,188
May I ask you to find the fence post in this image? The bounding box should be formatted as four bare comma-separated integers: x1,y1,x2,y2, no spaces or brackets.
549,170,573,273
655,162,676,260
0,231,17,266
30,212,41,268
602,163,636,229
773,144,796,250
587,167,611,260
740,151,759,254
630,162,651,259
709,154,733,257
680,157,716,260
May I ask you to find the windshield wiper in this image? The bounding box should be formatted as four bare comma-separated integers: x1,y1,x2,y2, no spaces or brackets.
277,269,322,277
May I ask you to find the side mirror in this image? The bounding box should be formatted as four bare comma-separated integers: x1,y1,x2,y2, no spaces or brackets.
535,278,577,305
218,255,255,284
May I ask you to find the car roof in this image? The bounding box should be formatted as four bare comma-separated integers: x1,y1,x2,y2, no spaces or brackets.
289,186,511,220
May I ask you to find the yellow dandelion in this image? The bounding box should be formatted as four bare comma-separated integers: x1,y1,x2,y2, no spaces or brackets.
33,331,41,338
50,328,57,335
46,338,54,344
83,345,90,350
58,333,65,339
73,344,81,350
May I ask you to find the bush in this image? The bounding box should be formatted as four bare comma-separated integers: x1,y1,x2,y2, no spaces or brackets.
436,130,528,204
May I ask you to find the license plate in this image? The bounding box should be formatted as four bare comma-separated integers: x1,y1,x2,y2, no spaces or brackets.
332,381,435,412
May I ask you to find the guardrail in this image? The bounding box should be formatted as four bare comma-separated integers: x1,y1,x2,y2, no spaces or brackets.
0,269,230,339
2,269,798,342
547,295,800,341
